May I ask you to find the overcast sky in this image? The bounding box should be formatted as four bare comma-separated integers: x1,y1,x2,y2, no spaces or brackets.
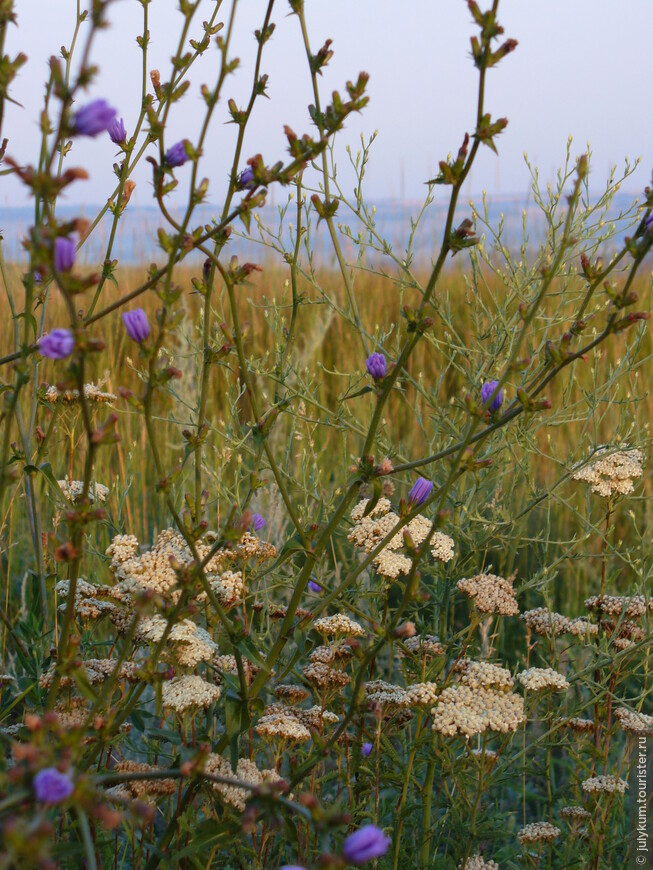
3,0,652,210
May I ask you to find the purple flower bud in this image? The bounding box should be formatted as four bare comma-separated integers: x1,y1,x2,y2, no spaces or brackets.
342,824,391,865
54,237,75,273
122,309,150,343
38,328,74,360
361,742,373,757
408,477,433,507
251,513,266,532
308,576,322,593
108,116,127,145
73,99,117,137
281,866,306,870
165,140,188,168
238,167,256,190
481,379,503,412
365,352,387,380
34,271,43,283
33,767,74,804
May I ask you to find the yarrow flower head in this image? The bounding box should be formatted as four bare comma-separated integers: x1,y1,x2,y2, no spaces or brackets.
33,767,74,804
342,824,391,864
481,379,503,411
408,477,433,507
165,140,188,167
238,167,256,189
251,513,265,532
73,99,117,136
38,328,74,360
122,309,150,343
365,352,387,380
108,116,127,145
54,237,76,273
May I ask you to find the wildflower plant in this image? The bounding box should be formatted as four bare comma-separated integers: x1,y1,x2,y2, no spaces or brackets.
0,1,651,868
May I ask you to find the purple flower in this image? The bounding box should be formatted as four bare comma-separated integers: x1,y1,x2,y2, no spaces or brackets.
361,742,373,757
165,140,188,167
33,767,74,804
122,309,150,343
645,214,653,234
251,513,266,532
308,576,322,593
408,477,433,507
365,352,387,380
73,99,117,137
342,824,391,864
108,116,127,145
481,379,503,412
238,167,256,190
34,271,43,283
54,237,75,273
38,328,74,360
280,866,306,870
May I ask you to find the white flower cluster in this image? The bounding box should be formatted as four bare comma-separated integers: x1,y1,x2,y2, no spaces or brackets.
431,685,525,738
137,616,218,667
560,806,591,821
57,479,109,503
203,755,284,812
582,774,628,795
516,667,569,692
263,703,339,730
399,634,446,658
572,448,643,498
313,613,365,637
517,821,561,844
456,660,514,691
457,573,519,616
458,856,499,870
585,594,652,619
161,675,221,713
405,682,439,706
255,712,311,742
303,662,351,690
615,707,653,736
274,684,311,704
522,608,597,638
365,679,410,709
45,382,117,404
348,498,454,580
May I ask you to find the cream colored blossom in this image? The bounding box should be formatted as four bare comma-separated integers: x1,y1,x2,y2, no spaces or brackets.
582,774,628,795
137,616,217,667
517,821,561,844
456,660,514,691
162,675,221,713
303,662,351,690
572,448,643,497
203,755,284,812
313,614,364,637
431,685,524,738
517,667,569,692
406,682,439,706
58,479,109,503
615,707,653,736
459,856,499,870
560,806,591,821
255,713,311,742
457,573,519,616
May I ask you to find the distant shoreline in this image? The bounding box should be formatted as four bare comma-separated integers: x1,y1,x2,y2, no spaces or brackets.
0,190,642,266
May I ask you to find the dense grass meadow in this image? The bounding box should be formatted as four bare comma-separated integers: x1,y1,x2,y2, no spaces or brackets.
0,1,652,868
